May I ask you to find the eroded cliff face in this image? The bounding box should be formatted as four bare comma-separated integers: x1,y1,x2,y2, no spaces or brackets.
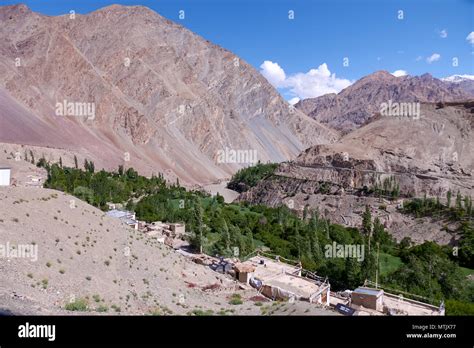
238,102,474,245
0,4,337,185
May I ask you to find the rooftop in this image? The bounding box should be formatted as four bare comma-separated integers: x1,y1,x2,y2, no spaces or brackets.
382,292,442,315
351,287,442,316
354,287,384,297
247,255,328,299
234,262,256,273
106,209,134,219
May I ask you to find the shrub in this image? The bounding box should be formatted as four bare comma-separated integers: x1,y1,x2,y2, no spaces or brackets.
65,298,88,312
229,293,243,305
96,305,108,313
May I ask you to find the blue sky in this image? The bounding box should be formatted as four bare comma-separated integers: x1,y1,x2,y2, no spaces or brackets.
3,0,473,100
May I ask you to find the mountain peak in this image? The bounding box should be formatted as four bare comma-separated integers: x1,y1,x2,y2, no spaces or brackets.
371,70,393,78
94,4,155,14
442,74,474,83
0,3,337,184
358,70,395,83
295,71,473,133
419,73,434,81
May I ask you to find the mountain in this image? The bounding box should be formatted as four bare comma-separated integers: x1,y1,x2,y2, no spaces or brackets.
295,71,473,133
238,102,474,244
0,4,337,185
441,75,474,83
442,75,474,95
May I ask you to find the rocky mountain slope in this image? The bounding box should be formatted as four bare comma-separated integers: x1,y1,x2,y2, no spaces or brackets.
295,71,473,133
238,102,474,245
442,75,474,95
0,4,337,185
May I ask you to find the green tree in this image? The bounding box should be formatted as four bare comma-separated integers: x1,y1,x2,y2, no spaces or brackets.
191,198,204,253
447,190,452,208
345,256,362,289
362,205,372,237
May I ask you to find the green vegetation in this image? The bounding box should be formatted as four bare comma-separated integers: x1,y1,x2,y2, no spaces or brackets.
379,253,403,276
227,162,278,193
402,191,472,221
445,299,474,315
65,298,88,311
365,175,400,199
229,294,243,305
41,279,48,289
43,161,474,314
383,242,473,306
40,159,169,210
402,192,474,268
459,267,474,278
111,304,121,312
188,309,214,316
96,305,109,313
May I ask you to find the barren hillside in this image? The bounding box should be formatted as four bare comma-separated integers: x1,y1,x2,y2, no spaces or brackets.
0,186,337,316
0,4,337,185
0,149,337,316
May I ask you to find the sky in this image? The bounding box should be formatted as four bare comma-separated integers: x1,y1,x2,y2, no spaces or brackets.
3,0,473,101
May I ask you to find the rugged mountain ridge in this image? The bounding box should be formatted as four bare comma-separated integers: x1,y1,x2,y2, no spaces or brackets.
296,71,473,133
238,102,474,244
0,4,337,184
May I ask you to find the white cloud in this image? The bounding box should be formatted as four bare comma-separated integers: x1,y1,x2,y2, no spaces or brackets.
426,53,441,63
288,97,300,105
259,61,286,87
391,70,408,77
467,32,474,45
260,61,352,99
439,29,448,38
415,56,423,61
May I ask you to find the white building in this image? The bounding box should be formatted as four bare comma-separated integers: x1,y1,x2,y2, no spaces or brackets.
0,167,11,186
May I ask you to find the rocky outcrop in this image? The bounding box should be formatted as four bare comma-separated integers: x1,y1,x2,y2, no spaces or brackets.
238,102,474,245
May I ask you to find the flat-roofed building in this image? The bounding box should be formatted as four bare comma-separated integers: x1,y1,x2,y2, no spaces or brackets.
242,255,330,305
351,287,384,311
350,287,444,316
234,262,256,284
106,209,138,229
